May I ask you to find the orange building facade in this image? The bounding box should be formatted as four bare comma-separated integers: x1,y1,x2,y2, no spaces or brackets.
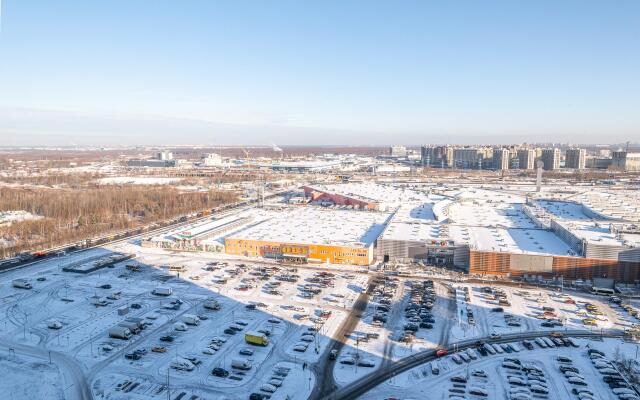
224,238,373,266
469,250,640,282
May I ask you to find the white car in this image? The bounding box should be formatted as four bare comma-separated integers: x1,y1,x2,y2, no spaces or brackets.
47,320,63,330
293,344,308,352
339,356,356,365
465,348,478,359
530,384,549,394
357,359,376,367
261,384,277,393
174,322,187,331
508,376,526,386
268,378,283,387
468,387,488,397
202,348,215,355
502,361,521,370
170,358,195,371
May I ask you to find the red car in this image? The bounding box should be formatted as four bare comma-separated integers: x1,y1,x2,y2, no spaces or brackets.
436,349,448,357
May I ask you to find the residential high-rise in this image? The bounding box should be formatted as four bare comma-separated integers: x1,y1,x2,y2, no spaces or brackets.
389,145,407,158
421,145,453,167
565,148,586,169
493,148,510,170
155,150,173,160
540,148,560,170
453,148,482,169
517,149,535,170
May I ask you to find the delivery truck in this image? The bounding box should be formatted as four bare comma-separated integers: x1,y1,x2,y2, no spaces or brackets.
245,331,269,346
152,286,172,296
108,326,132,340
118,321,141,334
12,279,32,290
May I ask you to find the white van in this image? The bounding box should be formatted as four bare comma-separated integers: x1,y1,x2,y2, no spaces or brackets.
231,358,252,370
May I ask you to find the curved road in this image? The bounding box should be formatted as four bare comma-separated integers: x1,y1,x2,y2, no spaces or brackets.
319,329,625,400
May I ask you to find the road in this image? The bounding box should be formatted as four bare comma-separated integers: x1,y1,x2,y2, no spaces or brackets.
309,274,377,399
320,329,626,400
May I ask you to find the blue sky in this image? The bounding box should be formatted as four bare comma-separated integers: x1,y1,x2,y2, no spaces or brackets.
0,0,639,146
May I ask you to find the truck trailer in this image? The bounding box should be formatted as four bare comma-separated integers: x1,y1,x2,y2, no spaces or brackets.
245,331,269,346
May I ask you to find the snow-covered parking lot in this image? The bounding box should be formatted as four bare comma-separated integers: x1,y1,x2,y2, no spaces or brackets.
361,337,640,400
1,243,638,400
0,246,372,400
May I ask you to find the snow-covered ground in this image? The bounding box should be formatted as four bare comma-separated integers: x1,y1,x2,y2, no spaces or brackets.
0,234,636,400
0,243,369,399
0,210,42,225
97,177,181,185
0,352,64,399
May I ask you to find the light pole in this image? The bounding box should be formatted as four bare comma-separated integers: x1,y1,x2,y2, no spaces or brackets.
166,368,170,400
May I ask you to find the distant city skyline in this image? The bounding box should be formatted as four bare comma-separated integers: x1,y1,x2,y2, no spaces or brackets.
0,1,639,146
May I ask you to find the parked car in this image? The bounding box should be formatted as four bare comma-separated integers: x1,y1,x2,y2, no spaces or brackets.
211,367,229,377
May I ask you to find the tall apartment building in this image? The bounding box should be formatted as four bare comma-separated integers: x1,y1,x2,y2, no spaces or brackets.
540,148,560,170
612,151,640,171
493,148,510,170
202,153,223,166
517,149,535,170
565,148,586,169
453,148,481,169
156,150,173,161
389,145,407,158
421,145,453,167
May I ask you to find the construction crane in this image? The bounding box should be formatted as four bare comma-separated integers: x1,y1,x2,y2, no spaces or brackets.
240,147,251,160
